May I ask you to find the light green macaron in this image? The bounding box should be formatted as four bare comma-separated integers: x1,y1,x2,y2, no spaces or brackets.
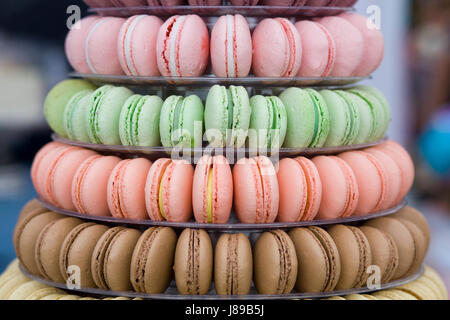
63,89,94,142
119,94,163,147
160,95,204,148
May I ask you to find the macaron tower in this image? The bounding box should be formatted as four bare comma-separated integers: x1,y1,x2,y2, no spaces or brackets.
3,0,447,302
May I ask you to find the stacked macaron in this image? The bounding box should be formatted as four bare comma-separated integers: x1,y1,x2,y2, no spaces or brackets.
12,203,429,295
65,12,382,78
45,80,390,149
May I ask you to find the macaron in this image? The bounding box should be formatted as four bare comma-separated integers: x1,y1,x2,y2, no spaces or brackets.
205,85,251,148
145,158,194,222
44,79,96,138
294,20,335,78
72,155,121,216
130,227,177,294
230,0,259,4
317,16,363,77
320,90,359,147
189,0,222,5
397,219,427,277
248,95,288,150
277,157,322,222
372,289,417,300
359,226,399,283
159,95,204,148
233,156,279,223
31,142,64,196
63,89,95,142
35,217,83,283
192,155,233,224
423,266,448,300
392,206,431,250
214,233,253,295
86,85,134,145
119,94,163,147
252,18,302,77
107,158,153,220
16,199,46,225
25,287,65,300
147,0,185,5
174,228,213,295
311,155,358,219
279,88,330,148
118,15,163,76
327,225,372,290
59,222,109,288
260,0,307,5
253,230,297,294
338,151,388,215
211,14,252,78
91,227,142,291
0,274,31,300
289,226,341,292
7,281,47,300
344,92,377,144
156,15,209,77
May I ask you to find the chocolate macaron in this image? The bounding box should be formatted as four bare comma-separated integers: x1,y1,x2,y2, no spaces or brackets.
174,228,213,295
214,233,253,295
253,230,298,294
392,206,431,250
130,227,177,294
17,199,46,224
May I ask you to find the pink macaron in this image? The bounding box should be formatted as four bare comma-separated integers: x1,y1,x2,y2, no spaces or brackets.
145,158,194,222
31,142,64,195
294,20,335,77
192,155,233,224
72,155,121,216
233,156,279,224
188,0,222,5
338,151,388,215
316,16,363,77
117,15,163,77
107,158,152,220
156,15,209,77
147,0,186,5
112,0,148,6
260,0,307,5
277,157,322,222
312,155,358,220
210,14,252,78
339,12,384,76
252,18,302,77
230,0,259,4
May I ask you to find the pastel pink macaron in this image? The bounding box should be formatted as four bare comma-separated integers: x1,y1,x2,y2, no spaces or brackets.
72,155,121,216
338,151,388,215
233,156,279,224
188,0,222,5
252,18,302,77
210,14,252,78
339,12,384,76
311,155,358,220
147,0,185,5
107,158,152,220
294,20,335,78
316,16,363,77
112,0,148,6
260,0,307,5
156,15,209,77
31,142,64,195
117,15,163,76
277,157,322,222
192,155,233,224
145,158,194,222
230,0,259,4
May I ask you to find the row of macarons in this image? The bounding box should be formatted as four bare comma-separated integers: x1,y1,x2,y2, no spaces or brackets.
45,80,390,149
31,140,413,224
66,12,382,78
84,0,358,8
14,202,429,295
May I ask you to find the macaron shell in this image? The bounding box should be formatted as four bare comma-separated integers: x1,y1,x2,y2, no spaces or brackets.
392,206,431,250
30,142,64,194
63,90,95,142
400,219,427,277
16,199,45,225
345,92,374,144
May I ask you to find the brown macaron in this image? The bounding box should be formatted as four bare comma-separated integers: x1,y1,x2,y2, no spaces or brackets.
365,217,416,280
289,226,341,293
214,233,253,295
253,230,298,295
35,217,83,283
392,206,431,250
130,227,177,294
398,219,427,277
92,226,141,291
174,228,213,295
359,226,399,283
17,199,46,224
59,222,109,288
327,225,372,290
14,210,62,275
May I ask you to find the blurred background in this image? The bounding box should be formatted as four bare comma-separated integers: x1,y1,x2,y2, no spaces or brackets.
0,0,449,292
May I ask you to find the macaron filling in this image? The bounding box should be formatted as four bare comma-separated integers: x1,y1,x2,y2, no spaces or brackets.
307,92,321,148
122,95,144,145
276,18,297,77
171,98,185,146
167,16,187,77
64,90,91,140
336,91,359,145
267,97,281,148
158,171,166,220
206,168,213,223
89,85,114,144
225,15,237,77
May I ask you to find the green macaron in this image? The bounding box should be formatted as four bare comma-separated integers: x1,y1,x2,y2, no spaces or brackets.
320,89,360,147
119,94,163,147
159,95,204,148
249,95,287,149
279,88,330,148
86,85,134,145
204,85,251,148
44,79,96,138
63,89,94,142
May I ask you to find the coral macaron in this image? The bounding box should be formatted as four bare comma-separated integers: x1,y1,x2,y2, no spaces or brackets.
192,155,233,224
